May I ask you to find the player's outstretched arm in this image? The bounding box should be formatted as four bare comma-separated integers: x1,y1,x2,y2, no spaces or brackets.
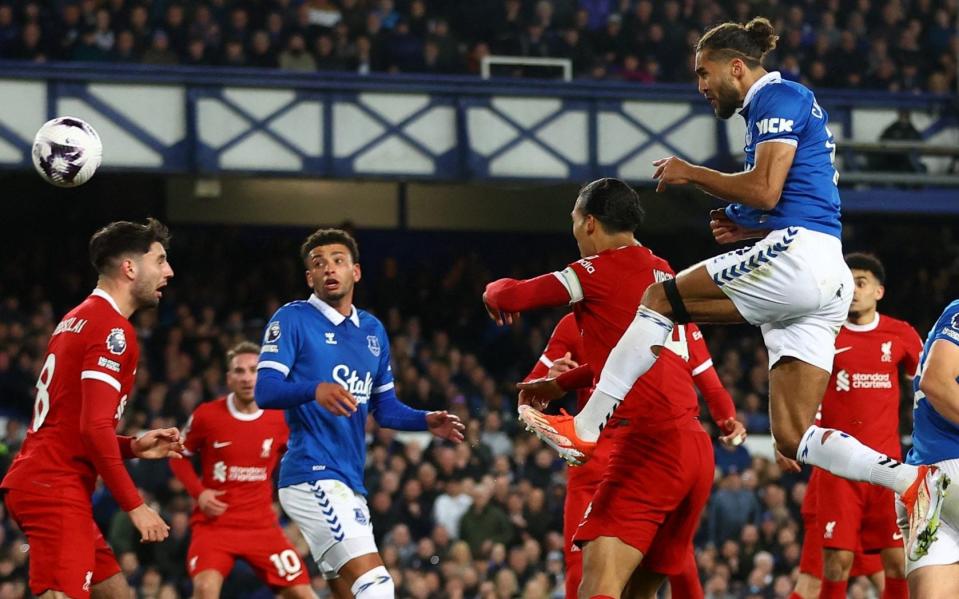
369,387,429,430
483,274,572,325
653,142,796,210
919,339,959,425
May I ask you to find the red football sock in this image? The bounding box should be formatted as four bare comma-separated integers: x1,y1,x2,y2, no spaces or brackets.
819,579,848,599
882,577,908,599
789,594,804,599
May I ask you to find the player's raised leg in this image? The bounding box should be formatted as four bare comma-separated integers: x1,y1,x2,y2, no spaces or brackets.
522,17,854,464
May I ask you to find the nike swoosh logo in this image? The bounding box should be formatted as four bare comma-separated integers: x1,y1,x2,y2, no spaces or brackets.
835,347,853,355
212,441,232,448
893,532,903,540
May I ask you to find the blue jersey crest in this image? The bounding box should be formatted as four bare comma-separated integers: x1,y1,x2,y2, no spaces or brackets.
258,295,394,494
725,71,842,238
907,300,959,465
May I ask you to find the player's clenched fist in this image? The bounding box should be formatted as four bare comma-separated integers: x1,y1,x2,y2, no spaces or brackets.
708,209,769,245
129,503,170,543
315,382,357,416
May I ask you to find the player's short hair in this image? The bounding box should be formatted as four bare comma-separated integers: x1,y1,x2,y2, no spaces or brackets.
300,228,360,264
845,252,885,284
226,341,260,367
576,178,644,234
88,218,171,275
696,17,779,67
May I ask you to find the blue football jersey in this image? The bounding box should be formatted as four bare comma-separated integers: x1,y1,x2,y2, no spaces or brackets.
258,295,394,494
726,71,842,238
907,300,959,465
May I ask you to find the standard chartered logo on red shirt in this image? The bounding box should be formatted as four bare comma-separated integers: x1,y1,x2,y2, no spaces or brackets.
212,460,267,483
835,369,892,392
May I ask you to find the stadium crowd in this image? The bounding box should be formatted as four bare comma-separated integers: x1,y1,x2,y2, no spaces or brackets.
0,0,955,92
1,220,957,599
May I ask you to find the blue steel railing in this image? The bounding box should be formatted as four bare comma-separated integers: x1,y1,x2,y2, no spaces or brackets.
0,60,955,186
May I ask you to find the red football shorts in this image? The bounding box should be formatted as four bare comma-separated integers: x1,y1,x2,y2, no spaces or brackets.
573,422,713,576
800,511,883,578
188,523,309,588
563,425,616,599
4,488,120,598
816,471,900,553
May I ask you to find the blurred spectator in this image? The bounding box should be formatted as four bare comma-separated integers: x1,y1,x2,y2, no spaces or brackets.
460,483,514,557
279,34,316,72
708,471,762,546
142,31,177,65
871,109,926,172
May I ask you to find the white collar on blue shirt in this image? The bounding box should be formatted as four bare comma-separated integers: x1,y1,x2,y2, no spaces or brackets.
742,70,783,110
308,294,360,327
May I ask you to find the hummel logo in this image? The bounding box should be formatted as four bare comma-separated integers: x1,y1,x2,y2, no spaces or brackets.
325,332,337,345
212,441,232,448
835,346,853,355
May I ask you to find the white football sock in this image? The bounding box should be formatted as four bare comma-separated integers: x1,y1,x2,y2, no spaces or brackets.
351,566,394,598
574,306,673,442
798,425,918,494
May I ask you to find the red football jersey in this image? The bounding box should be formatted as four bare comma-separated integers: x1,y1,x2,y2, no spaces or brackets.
176,395,289,528
1,289,140,508
819,313,922,458
558,245,700,427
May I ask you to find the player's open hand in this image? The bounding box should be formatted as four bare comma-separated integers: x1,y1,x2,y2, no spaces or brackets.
426,411,465,443
709,209,768,244
198,488,229,517
718,418,747,448
546,352,579,378
516,377,564,411
133,428,185,459
129,503,170,543
315,383,357,417
652,156,692,192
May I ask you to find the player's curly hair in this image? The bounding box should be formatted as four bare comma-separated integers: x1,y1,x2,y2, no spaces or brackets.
845,252,886,284
89,217,171,275
576,178,644,234
300,228,360,264
696,17,779,67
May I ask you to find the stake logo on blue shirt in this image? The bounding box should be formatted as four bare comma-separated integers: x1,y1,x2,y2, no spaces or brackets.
725,71,842,239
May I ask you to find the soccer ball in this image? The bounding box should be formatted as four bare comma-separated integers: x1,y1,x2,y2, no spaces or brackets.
32,117,102,188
